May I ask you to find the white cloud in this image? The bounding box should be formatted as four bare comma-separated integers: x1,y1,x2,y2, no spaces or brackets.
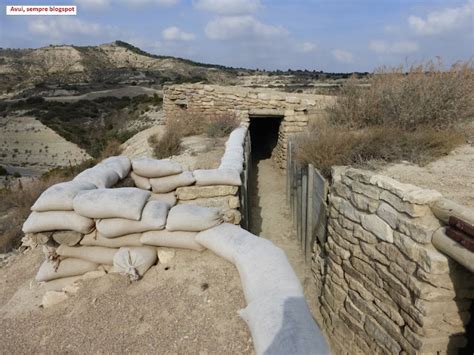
162,26,196,41
28,18,109,39
205,15,287,40
332,49,353,63
74,0,110,9
408,1,474,35
122,0,179,6
193,0,261,16
369,40,419,54
297,41,317,53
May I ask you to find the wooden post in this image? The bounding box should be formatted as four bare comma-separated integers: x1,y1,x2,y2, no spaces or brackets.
306,165,315,262
302,166,308,253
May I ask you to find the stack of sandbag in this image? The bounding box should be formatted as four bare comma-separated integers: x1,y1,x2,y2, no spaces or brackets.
130,157,194,198
218,126,247,173
74,156,131,189
196,223,330,355
22,181,97,246
141,204,222,251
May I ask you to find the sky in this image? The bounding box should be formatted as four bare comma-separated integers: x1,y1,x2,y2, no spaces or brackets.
0,0,473,72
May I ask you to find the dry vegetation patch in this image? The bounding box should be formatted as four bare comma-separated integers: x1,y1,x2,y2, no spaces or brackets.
297,60,473,177
148,113,239,159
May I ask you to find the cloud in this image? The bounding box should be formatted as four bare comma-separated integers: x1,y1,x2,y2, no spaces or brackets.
369,40,419,54
408,1,474,35
162,26,196,41
332,49,353,63
74,0,110,9
297,41,317,53
205,15,287,40
193,0,261,16
122,0,179,6
28,18,111,39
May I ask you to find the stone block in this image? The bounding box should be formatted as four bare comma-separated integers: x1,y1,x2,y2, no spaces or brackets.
360,242,390,265
376,202,399,229
176,185,238,200
380,190,430,217
350,192,379,213
364,316,402,354
353,224,378,244
360,213,394,243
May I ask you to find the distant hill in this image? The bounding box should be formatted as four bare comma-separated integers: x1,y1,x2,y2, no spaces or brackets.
0,41,243,97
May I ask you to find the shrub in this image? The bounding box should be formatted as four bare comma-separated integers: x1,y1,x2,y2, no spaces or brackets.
328,60,474,130
296,122,465,178
0,165,7,176
206,114,240,137
148,129,182,159
98,139,122,161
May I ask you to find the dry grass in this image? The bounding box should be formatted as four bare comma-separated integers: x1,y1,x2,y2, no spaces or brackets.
98,139,123,161
297,60,473,177
149,112,239,158
296,123,466,178
328,60,474,130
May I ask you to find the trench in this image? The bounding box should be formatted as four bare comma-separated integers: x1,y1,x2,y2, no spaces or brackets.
247,116,319,314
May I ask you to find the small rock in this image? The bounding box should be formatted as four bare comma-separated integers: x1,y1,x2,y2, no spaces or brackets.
42,291,68,308
157,248,175,264
63,283,80,295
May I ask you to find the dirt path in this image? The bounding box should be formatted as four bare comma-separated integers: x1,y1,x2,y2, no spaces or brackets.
249,157,320,317
0,248,253,354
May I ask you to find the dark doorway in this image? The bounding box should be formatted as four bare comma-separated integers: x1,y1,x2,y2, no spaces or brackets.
249,116,283,160
248,116,283,234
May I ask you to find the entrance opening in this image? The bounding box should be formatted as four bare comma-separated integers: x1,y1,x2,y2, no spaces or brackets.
249,116,283,160
248,116,283,234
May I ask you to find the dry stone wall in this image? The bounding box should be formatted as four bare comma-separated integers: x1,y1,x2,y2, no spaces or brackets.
163,84,334,168
313,167,474,354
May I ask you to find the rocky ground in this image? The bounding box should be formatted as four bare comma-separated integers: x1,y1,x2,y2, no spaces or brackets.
0,247,253,354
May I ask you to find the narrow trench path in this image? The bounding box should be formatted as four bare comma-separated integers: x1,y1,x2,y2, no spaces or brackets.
249,157,320,317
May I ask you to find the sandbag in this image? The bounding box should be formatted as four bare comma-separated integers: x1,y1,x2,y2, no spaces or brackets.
52,231,83,246
96,201,169,238
166,205,222,232
225,127,247,148
141,230,204,251
73,188,150,220
22,211,95,234
31,181,96,212
56,245,118,265
194,169,241,186
196,223,252,262
113,246,157,279
36,258,98,282
100,156,131,179
219,161,243,174
148,192,177,207
239,294,330,355
132,157,183,178
81,231,143,248
131,172,151,190
73,165,120,188
150,171,195,194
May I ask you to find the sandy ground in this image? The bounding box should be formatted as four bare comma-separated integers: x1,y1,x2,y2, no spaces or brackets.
379,144,474,208
0,247,253,354
248,157,323,332
121,126,226,170
0,115,91,176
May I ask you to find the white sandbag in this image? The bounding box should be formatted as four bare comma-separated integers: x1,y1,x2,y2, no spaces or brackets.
39,275,83,291
73,188,150,220
222,151,244,163
148,192,177,207
150,171,195,194
141,230,204,251
131,172,151,190
225,127,247,148
100,156,131,179
132,157,183,178
166,205,222,232
219,161,243,174
81,231,143,248
31,181,96,212
36,258,98,282
73,165,120,188
113,246,157,279
22,211,95,234
96,201,169,238
194,169,241,186
52,231,83,246
196,223,253,262
56,245,118,265
239,294,330,355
